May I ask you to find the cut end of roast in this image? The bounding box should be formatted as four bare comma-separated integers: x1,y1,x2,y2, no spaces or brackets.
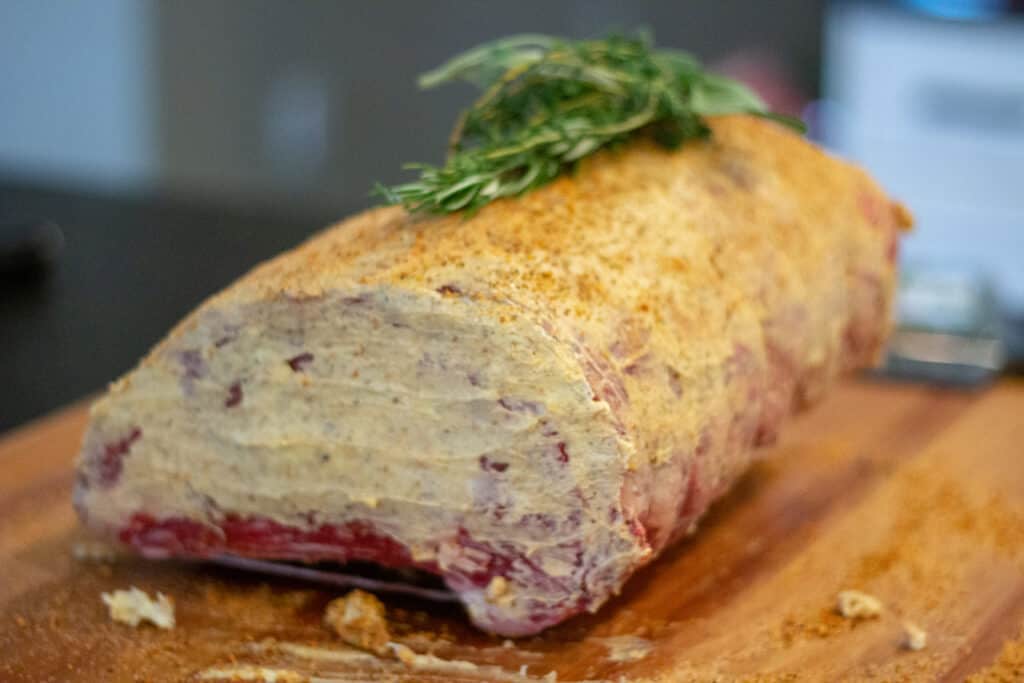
74,288,646,635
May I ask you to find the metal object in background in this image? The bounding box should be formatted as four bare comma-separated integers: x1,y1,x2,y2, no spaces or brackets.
884,268,1005,385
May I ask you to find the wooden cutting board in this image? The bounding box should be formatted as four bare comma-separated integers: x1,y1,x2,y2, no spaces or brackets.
2,379,1023,682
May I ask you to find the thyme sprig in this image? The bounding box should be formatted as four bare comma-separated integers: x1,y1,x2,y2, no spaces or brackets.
375,33,804,215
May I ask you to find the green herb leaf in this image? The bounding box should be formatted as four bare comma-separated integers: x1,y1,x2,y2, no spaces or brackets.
376,32,804,216
688,73,768,115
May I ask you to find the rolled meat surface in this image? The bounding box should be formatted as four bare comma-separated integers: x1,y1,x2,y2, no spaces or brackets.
74,116,910,636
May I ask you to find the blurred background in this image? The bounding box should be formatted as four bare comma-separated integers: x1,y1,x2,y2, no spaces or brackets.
1,0,1021,431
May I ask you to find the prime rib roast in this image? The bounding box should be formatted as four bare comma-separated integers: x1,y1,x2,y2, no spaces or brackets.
75,116,910,636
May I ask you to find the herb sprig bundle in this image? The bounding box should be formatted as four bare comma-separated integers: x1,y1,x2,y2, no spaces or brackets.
375,33,804,216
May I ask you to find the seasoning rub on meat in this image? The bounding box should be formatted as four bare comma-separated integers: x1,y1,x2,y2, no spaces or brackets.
75,115,910,636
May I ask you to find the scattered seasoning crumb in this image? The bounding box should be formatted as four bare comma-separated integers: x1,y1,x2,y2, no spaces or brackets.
903,621,927,651
323,589,391,656
101,587,175,629
503,639,515,649
836,589,883,619
390,642,418,667
196,666,308,682
486,576,511,604
72,540,119,562
595,635,654,663
387,643,480,673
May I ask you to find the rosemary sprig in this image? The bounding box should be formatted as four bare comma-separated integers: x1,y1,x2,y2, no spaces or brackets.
375,33,804,216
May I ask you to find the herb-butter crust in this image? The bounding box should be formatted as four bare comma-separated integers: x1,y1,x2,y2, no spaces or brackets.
75,116,910,636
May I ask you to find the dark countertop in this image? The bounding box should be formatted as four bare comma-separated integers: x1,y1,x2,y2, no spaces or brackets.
0,181,344,432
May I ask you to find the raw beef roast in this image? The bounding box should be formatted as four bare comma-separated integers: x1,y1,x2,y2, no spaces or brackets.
74,116,910,636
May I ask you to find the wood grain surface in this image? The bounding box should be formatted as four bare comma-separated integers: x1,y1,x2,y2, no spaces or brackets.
2,379,1023,682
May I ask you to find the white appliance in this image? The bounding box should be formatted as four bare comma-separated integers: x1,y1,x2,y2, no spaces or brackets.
823,1,1024,315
